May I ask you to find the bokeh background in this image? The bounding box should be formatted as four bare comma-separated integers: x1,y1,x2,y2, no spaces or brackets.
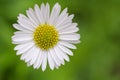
0,0,120,80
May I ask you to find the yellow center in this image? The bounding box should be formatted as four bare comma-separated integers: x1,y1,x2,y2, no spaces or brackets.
33,24,58,50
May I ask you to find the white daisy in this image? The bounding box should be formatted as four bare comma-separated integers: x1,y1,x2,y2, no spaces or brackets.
12,3,80,71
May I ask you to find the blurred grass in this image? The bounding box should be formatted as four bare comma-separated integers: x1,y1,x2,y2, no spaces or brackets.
0,0,120,80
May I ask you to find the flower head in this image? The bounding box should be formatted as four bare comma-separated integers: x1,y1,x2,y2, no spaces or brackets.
12,3,80,71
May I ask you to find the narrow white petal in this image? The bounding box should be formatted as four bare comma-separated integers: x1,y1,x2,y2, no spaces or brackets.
18,14,36,30
12,39,32,44
33,50,42,69
13,33,32,38
57,14,74,28
13,24,31,33
54,63,59,69
17,20,34,32
54,46,64,61
58,43,73,56
16,42,34,55
12,35,33,42
56,13,69,28
57,22,71,31
59,27,79,34
29,46,40,65
55,8,68,26
18,14,36,27
68,23,78,28
57,44,70,62
40,3,46,23
48,50,54,70
14,41,33,50
49,49,61,66
56,14,74,30
45,3,50,23
48,3,61,25
61,53,70,62
67,40,81,44
58,23,79,34
42,52,47,71
59,33,80,41
24,46,37,63
59,41,76,49
54,44,69,62
68,14,74,20
36,51,44,69
54,46,65,65
20,46,34,61
26,8,39,26
14,31,32,35
27,61,31,67
34,4,45,24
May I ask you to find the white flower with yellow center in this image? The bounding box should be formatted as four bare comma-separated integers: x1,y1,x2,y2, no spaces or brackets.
12,3,80,71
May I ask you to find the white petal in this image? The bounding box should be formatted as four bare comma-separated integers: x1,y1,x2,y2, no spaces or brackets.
56,14,69,29
61,53,70,62
49,48,61,66
58,14,74,27
24,46,39,65
27,61,31,67
14,31,32,35
57,16,73,30
58,43,73,56
59,27,79,34
21,46,35,62
58,23,79,34
18,14,36,26
54,63,59,69
55,45,69,62
13,24,31,33
48,50,54,70
45,3,50,23
34,4,45,24
48,3,61,25
58,23,78,31
37,3,50,23
59,41,76,49
16,42,34,55
14,41,33,50
13,32,32,38
20,46,34,61
57,22,71,31
36,51,44,69
68,14,74,20
12,34,33,42
40,3,46,23
17,20,34,32
29,46,40,65
33,49,42,69
26,8,39,26
59,33,80,41
42,52,47,71
55,8,68,26
12,39,32,44
54,46,65,65
67,40,81,44
54,46,64,61
18,14,36,30
57,14,74,29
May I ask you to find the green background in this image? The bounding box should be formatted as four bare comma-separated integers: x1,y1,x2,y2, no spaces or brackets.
0,0,120,80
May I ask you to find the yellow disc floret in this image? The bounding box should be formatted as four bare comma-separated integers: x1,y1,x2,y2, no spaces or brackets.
34,24,58,50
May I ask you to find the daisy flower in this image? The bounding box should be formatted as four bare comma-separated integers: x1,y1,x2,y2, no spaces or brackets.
12,3,80,71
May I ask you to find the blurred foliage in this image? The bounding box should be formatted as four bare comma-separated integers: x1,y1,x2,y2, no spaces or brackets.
0,0,120,80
